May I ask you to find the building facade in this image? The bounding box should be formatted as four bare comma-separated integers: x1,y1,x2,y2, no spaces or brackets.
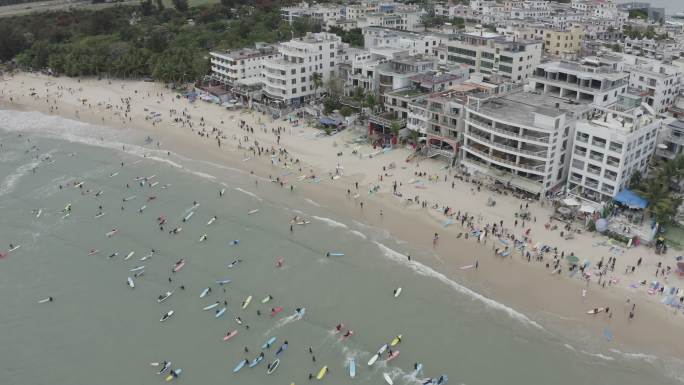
462,92,580,196
209,45,279,86
442,32,542,82
543,26,584,59
567,105,660,202
530,60,629,107
261,32,344,106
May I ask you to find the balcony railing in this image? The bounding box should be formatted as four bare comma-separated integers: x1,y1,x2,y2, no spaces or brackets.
468,120,550,145
587,168,601,176
464,146,546,173
570,175,582,183
605,173,617,181
576,136,589,143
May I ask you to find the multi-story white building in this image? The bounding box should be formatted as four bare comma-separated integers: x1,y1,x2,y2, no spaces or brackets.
363,27,445,57
261,32,344,106
442,32,542,82
209,44,279,86
356,10,422,31
462,92,583,196
656,119,684,161
530,60,629,107
624,58,681,114
567,103,661,202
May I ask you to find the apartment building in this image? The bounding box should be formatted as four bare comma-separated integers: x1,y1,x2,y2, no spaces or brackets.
567,104,660,202
462,92,584,196
543,26,584,59
530,60,629,107
656,119,684,160
376,56,438,95
356,10,421,31
209,44,279,86
261,32,344,106
625,59,681,114
442,32,542,82
362,27,445,57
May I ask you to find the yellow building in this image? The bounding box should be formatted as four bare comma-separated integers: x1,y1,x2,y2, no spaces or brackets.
544,26,584,59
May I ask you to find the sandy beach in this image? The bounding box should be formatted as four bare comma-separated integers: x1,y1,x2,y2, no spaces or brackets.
2,72,683,360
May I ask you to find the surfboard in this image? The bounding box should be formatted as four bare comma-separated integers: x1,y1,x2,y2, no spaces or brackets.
173,261,185,272
393,287,402,298
460,264,475,270
327,252,344,257
95,212,106,218
160,310,174,322
200,288,210,298
316,366,328,380
587,307,604,315
367,353,380,366
124,251,135,261
248,355,263,368
139,205,147,213
223,330,238,341
349,358,356,378
266,359,280,375
127,277,135,288
233,359,248,373
8,245,21,253
158,291,174,303
215,307,227,318
383,372,393,385
390,335,402,346
165,368,181,382
248,209,259,215
262,336,277,349
38,297,51,304
183,211,194,222
261,295,273,303
241,295,252,309
129,265,145,272
203,303,219,311
206,217,216,226
216,279,231,285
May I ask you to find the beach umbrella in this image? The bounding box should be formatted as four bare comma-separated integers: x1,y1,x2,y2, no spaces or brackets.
596,218,608,233
566,255,580,264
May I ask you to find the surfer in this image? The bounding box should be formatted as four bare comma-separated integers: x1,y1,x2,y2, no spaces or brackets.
342,330,352,338
335,323,343,332
257,310,261,316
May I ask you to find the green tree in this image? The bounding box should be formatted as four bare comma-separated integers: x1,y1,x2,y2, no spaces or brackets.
155,0,164,12
312,72,323,98
364,93,377,112
171,0,189,13
340,106,352,117
629,170,643,190
0,22,27,61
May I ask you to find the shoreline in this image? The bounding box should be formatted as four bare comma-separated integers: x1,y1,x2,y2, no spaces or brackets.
1,72,683,364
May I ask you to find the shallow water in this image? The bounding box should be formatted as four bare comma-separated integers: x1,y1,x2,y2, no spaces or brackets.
0,109,682,385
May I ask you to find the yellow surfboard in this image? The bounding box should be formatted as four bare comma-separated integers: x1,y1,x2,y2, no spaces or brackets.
316,365,328,380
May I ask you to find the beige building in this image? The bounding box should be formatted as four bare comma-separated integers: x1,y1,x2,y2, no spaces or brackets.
543,26,584,59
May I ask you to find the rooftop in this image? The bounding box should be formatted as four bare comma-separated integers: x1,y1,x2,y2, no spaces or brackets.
211,45,277,61
470,91,587,127
537,61,628,81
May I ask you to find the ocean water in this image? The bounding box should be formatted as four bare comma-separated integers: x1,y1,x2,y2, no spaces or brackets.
0,109,682,385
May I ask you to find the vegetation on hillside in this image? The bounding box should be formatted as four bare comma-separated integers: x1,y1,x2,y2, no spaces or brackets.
0,0,329,83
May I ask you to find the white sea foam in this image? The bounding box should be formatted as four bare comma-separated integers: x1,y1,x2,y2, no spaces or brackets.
312,215,348,229
304,198,321,207
609,349,658,364
580,350,615,361
350,230,367,240
234,187,262,201
0,158,42,196
374,241,543,330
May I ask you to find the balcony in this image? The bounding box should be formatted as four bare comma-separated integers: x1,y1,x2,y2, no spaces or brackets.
601,185,614,194
589,153,603,162
585,180,599,189
587,168,601,176
464,145,546,174
468,120,550,145
570,175,582,183
574,148,587,157
576,135,589,143
608,144,623,153
606,159,619,168
604,173,617,181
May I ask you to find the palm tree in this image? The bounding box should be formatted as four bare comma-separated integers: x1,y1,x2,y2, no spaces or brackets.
312,72,322,99
364,93,376,113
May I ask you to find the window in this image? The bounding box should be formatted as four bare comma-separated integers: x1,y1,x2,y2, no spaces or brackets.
301,86,306,92
301,77,306,82
291,69,296,75
291,88,296,94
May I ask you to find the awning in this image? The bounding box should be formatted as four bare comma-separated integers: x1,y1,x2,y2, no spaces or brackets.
563,197,581,206
319,117,341,126
566,255,579,264
579,205,596,213
614,189,648,209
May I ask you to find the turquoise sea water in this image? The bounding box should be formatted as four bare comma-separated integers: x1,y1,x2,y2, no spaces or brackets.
0,109,682,385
